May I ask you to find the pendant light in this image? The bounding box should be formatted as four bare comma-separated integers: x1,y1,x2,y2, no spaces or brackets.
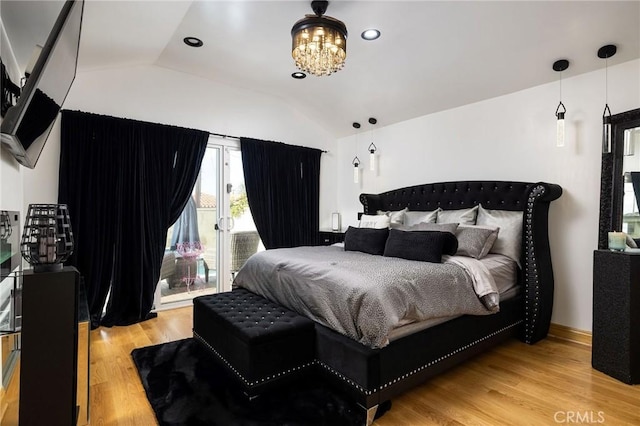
553,60,569,147
624,128,636,157
598,44,616,154
367,117,377,171
352,122,361,184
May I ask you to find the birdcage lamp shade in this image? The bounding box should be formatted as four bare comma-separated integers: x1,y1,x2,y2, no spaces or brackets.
21,204,74,272
0,211,12,241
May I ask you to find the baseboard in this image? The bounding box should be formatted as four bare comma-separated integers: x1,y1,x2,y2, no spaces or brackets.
548,323,592,347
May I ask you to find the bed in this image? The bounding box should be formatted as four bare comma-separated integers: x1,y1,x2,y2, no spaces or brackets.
233,180,562,423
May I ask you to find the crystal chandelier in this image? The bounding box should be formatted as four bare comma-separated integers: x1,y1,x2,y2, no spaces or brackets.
291,1,347,77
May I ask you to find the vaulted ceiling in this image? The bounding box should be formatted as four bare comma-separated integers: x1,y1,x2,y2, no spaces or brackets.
3,1,639,137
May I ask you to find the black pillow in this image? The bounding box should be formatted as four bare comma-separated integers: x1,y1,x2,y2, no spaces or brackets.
344,226,389,255
383,229,457,263
440,231,459,255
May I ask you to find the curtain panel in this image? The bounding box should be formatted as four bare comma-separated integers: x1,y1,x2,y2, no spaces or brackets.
240,137,321,249
59,110,207,327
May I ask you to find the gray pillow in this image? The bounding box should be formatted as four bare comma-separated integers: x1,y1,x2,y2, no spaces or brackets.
404,209,440,226
437,205,478,225
476,205,523,264
455,225,500,259
393,222,459,234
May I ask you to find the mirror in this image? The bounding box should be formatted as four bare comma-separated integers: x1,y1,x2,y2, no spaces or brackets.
598,108,640,249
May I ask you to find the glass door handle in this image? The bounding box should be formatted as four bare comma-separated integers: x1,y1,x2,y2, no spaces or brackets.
227,217,235,231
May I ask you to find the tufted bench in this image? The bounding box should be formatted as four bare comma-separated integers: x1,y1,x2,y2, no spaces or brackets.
193,288,316,396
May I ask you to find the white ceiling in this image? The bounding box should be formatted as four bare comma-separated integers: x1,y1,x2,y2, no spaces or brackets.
3,1,640,137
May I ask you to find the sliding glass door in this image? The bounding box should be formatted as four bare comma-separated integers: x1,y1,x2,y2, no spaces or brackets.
226,148,261,288
154,140,260,309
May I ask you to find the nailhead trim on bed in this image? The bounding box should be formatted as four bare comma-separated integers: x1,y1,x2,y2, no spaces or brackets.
360,181,561,345
197,319,521,396
524,184,545,344
193,330,315,387
316,320,523,395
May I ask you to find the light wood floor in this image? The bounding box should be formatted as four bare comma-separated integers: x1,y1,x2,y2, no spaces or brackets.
2,307,639,425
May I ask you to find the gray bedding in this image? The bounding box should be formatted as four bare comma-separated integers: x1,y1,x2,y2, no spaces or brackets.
233,245,499,348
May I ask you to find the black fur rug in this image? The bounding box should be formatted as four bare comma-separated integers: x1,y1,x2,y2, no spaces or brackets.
131,338,390,426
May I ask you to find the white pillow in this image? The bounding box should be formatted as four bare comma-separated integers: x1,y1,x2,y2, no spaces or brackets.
437,205,478,225
476,205,523,265
377,208,408,225
404,209,440,226
359,214,390,229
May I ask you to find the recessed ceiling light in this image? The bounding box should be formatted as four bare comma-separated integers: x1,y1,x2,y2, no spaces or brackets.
291,72,307,79
361,29,380,41
183,37,203,48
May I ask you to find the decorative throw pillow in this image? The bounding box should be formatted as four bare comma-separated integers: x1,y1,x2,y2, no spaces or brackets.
437,205,478,225
383,229,455,263
377,208,408,225
404,209,440,226
359,214,391,229
439,231,459,256
344,226,389,255
393,222,459,234
455,225,500,259
476,205,523,264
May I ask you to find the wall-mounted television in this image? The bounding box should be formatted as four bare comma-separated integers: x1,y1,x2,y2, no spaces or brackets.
0,0,84,169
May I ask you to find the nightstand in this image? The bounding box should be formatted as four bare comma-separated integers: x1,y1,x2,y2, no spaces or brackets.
592,250,640,384
318,230,345,245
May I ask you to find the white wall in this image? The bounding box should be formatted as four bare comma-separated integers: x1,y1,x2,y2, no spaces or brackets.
337,59,640,332
23,64,339,228
3,53,639,333
0,16,24,214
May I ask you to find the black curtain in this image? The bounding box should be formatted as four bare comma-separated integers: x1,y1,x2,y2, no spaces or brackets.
240,138,321,249
59,110,208,327
632,172,640,212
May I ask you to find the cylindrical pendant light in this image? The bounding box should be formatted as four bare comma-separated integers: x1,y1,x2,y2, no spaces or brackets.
602,104,612,154
553,60,569,147
352,122,360,183
624,128,636,157
352,156,360,183
368,117,377,171
598,44,616,154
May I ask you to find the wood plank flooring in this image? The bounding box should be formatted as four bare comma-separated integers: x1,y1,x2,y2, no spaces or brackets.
2,306,639,425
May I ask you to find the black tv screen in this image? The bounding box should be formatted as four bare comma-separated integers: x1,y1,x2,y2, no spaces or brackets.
0,0,83,169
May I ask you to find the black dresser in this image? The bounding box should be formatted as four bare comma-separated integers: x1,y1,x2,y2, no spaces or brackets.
592,250,640,384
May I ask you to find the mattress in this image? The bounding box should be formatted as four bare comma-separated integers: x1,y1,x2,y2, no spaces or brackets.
388,253,519,341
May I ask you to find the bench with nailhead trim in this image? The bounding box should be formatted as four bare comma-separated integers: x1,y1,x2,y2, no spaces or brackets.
193,288,316,396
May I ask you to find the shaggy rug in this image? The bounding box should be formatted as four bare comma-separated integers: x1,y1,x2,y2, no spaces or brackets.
131,338,390,426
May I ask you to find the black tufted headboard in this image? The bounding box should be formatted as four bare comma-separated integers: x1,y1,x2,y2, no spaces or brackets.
360,180,563,344
359,181,532,213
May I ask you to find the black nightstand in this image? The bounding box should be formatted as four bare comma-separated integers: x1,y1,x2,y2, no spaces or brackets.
318,230,345,245
592,249,640,384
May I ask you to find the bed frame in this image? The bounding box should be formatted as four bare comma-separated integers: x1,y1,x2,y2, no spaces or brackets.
312,180,562,424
